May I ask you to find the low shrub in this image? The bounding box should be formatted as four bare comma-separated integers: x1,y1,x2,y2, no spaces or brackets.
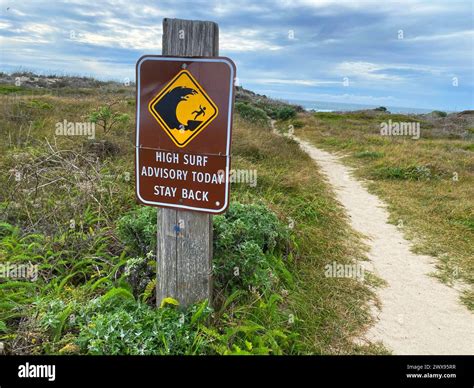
88,104,129,133
235,102,269,125
291,120,304,129
213,202,290,292
276,106,296,121
432,110,448,118
354,150,384,159
116,206,157,256
123,254,156,301
37,296,213,355
371,165,441,181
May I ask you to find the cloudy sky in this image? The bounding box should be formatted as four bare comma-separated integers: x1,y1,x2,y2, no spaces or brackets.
0,0,472,110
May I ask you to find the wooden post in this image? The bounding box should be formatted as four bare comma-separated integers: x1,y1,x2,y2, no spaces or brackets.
156,18,217,307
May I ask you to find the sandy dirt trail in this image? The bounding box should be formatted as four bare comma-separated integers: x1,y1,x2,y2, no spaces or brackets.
291,132,473,354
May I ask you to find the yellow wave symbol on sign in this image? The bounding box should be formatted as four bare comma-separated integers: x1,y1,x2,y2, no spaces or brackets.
148,69,218,147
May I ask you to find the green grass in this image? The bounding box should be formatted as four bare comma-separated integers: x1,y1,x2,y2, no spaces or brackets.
355,150,385,159
0,87,381,355
314,112,343,121
0,85,26,94
231,116,381,354
234,101,269,126
296,111,474,308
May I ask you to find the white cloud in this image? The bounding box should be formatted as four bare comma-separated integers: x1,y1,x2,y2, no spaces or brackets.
335,61,403,81
4,8,27,17
260,88,399,105
0,22,59,45
220,30,283,51
405,30,474,42
22,23,58,35
335,61,447,82
212,2,268,16
0,21,12,30
275,0,454,15
333,61,446,83
78,59,133,80
252,78,340,86
276,0,355,9
73,22,162,50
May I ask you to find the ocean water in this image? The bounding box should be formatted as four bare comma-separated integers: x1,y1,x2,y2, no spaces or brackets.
286,99,436,114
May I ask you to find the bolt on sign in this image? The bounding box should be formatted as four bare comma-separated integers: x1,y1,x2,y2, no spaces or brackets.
135,56,236,213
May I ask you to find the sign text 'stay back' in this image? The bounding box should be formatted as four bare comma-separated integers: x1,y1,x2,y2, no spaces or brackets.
135,56,236,213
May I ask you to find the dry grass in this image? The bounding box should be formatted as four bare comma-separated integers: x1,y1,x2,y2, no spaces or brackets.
0,89,385,354
291,111,474,309
231,116,384,353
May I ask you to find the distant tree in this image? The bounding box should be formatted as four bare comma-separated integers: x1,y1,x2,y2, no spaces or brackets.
235,102,268,125
88,101,129,133
374,106,387,112
276,106,296,120
432,110,447,118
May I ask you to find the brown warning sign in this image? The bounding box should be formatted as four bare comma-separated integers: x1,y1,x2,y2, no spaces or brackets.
135,56,236,214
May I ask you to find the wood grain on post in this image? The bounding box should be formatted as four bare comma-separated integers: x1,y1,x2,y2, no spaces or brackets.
162,18,219,57
157,18,217,307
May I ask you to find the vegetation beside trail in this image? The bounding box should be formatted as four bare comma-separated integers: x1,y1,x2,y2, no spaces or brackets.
0,73,380,355
284,110,474,309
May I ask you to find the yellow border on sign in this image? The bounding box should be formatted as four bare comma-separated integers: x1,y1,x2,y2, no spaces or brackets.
148,69,219,148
